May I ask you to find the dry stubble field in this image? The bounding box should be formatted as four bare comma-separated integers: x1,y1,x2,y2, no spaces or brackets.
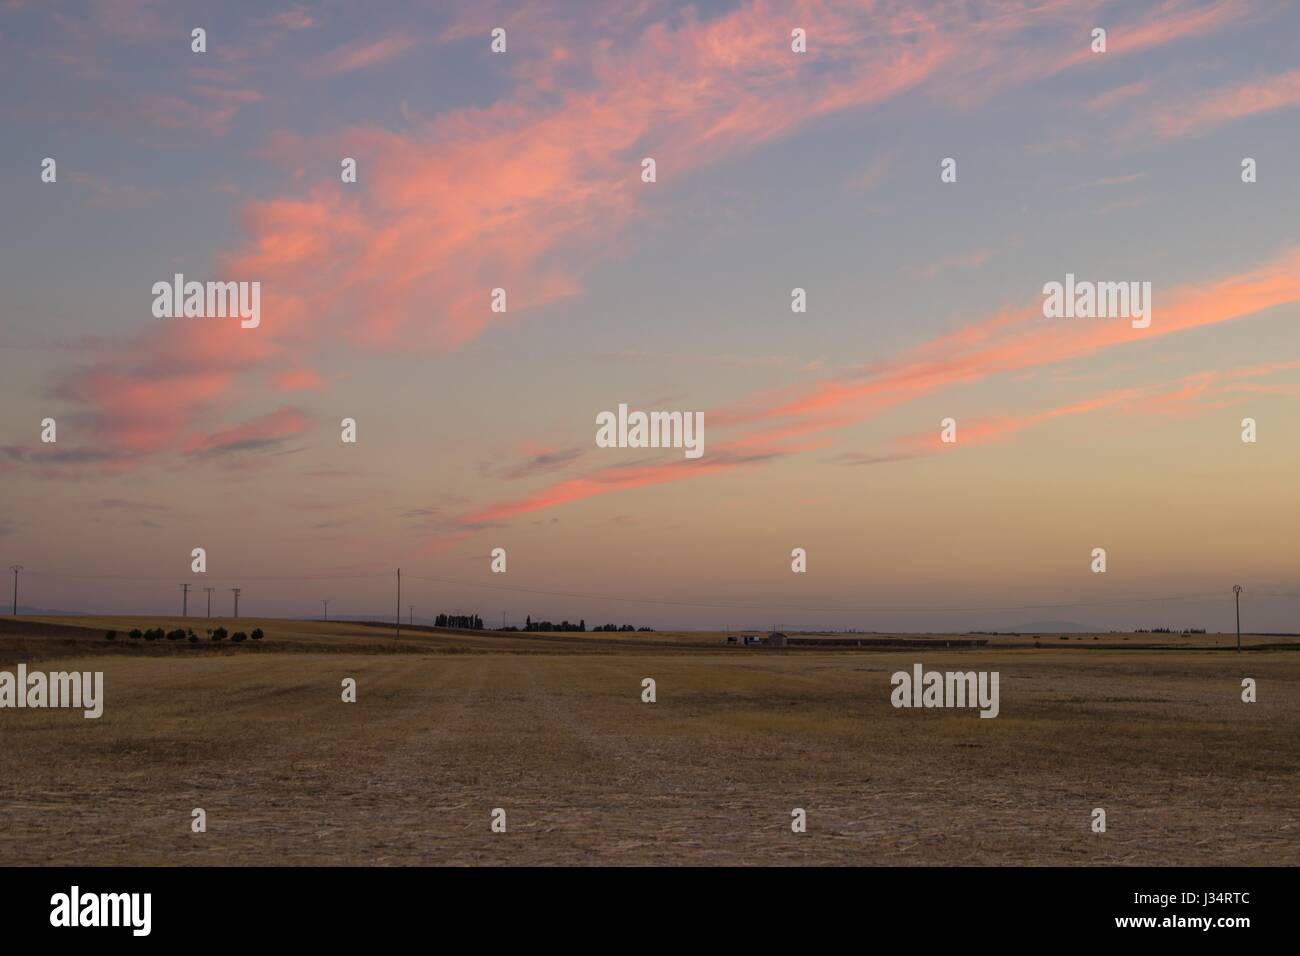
0,616,1296,865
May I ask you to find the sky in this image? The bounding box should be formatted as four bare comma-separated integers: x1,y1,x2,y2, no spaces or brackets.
1,0,1298,632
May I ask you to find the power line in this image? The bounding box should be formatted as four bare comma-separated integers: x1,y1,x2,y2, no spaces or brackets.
10,565,1300,616
23,570,390,582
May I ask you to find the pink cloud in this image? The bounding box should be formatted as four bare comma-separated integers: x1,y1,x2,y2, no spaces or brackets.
859,357,1300,459
446,248,1300,530
1147,68,1300,138
274,368,325,392
1084,80,1151,113
313,33,421,75
28,0,1268,486
183,405,313,456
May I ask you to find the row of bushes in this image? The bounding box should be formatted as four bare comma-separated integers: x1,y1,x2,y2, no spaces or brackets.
104,626,265,643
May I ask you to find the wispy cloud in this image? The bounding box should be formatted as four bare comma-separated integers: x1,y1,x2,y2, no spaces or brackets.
444,246,1300,531
1145,67,1300,138
183,406,313,458
312,33,420,76
20,0,1274,488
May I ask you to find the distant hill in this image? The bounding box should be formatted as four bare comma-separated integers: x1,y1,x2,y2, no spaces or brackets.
999,620,1097,634
12,605,82,616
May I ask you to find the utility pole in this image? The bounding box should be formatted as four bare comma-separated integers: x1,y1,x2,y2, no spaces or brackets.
204,587,214,617
396,568,401,639
231,587,241,618
322,599,329,622
409,605,414,626
8,565,21,615
180,582,190,617
1233,585,1243,653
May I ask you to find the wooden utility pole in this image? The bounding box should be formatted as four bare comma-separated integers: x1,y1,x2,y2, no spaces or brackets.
204,587,214,617
322,599,329,622
231,587,241,618
1233,585,1243,653
396,568,401,639
9,565,22,615
180,583,190,617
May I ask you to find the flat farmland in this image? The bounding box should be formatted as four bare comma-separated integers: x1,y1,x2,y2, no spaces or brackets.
0,618,1296,866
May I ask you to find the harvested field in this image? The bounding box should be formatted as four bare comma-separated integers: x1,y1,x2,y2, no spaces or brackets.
1,617,1296,865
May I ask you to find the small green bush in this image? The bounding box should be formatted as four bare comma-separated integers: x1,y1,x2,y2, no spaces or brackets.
231,631,248,643
250,628,264,641
211,626,227,641
166,628,185,641
104,630,117,640
129,629,143,639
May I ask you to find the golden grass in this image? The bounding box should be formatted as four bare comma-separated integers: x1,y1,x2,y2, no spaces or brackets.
0,616,1296,865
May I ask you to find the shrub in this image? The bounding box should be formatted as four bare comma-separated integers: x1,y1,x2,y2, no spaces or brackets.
166,628,185,641
144,628,163,641
104,630,117,640
231,631,248,643
188,634,198,643
129,629,143,639
211,626,227,641
250,628,264,641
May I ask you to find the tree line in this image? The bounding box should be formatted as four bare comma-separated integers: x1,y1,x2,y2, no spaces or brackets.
106,626,266,643
434,613,483,629
427,611,660,633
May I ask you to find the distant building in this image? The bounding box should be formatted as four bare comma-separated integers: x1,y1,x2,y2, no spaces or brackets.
768,632,787,647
